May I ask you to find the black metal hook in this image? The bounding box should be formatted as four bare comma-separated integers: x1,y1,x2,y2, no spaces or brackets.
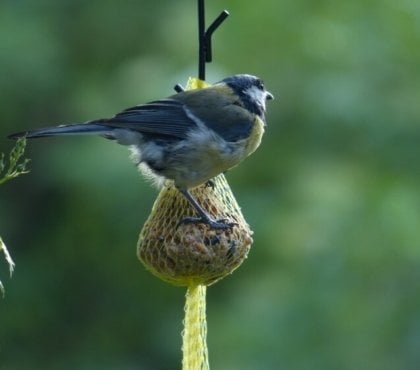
174,0,229,92
198,0,229,80
204,10,229,63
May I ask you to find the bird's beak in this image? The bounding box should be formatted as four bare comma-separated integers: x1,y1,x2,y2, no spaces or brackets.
266,91,274,100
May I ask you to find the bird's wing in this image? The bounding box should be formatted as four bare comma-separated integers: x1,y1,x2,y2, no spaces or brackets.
97,86,255,142
172,86,255,142
94,99,196,139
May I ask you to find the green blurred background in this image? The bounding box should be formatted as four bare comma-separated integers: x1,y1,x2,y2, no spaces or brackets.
1,0,420,369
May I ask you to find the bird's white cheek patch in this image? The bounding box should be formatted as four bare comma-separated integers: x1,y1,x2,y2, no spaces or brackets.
244,86,266,111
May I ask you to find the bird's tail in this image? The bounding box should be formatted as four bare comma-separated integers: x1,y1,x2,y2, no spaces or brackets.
8,123,112,139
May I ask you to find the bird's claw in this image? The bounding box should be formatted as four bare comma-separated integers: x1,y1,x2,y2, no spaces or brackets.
178,216,237,230
204,179,216,189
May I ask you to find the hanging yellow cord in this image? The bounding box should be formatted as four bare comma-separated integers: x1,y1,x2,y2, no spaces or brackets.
181,79,210,370
182,284,209,370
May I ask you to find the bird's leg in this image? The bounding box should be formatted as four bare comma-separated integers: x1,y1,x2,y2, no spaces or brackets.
177,188,237,230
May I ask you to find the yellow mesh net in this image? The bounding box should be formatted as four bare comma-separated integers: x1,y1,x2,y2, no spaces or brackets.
182,285,209,370
138,173,253,286
137,77,253,369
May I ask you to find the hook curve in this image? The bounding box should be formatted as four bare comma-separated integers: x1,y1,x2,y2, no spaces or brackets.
198,0,229,80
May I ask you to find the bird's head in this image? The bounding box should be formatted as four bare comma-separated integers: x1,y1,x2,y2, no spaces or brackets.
219,74,274,117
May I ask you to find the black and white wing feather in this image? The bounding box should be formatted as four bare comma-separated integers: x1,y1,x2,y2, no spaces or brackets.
95,99,197,139
9,99,198,140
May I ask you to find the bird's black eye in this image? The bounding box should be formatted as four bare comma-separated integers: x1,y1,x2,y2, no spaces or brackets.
256,79,265,90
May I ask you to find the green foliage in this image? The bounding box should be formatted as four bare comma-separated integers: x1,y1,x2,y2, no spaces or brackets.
0,138,30,185
0,237,15,297
0,138,28,296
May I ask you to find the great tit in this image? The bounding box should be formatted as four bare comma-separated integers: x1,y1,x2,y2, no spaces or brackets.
10,74,273,229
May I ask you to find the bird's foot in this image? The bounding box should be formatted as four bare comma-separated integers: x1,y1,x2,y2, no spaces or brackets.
204,179,216,189
178,216,237,230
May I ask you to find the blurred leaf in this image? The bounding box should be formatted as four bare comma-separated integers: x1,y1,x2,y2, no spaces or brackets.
0,138,30,185
0,236,15,297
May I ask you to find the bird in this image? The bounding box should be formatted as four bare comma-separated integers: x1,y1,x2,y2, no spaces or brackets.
9,74,273,229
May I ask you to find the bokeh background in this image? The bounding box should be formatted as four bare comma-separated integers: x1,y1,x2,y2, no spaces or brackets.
1,0,420,369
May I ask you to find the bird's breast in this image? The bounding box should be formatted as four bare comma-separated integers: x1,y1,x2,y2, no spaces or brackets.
244,116,265,157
